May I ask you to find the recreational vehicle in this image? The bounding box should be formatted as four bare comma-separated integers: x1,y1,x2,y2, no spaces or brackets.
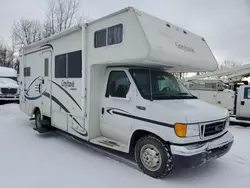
0,66,19,103
19,7,234,178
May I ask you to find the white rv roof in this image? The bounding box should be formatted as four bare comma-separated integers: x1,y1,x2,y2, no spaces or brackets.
22,7,218,72
0,67,17,77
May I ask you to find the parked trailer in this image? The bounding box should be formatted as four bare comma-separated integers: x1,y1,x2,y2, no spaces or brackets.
0,66,19,103
19,7,233,178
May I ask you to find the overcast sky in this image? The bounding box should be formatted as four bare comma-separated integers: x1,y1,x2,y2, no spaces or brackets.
0,0,250,63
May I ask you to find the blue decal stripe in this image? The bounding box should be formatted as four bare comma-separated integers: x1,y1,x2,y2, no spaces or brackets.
25,90,46,101
25,94,42,100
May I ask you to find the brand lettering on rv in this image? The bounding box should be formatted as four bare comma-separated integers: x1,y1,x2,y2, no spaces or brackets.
175,42,195,53
61,80,75,88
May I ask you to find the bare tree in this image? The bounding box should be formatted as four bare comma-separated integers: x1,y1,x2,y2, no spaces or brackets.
12,19,42,46
172,72,188,80
219,60,240,70
0,41,6,66
44,0,56,37
77,13,93,24
0,40,15,68
44,0,80,37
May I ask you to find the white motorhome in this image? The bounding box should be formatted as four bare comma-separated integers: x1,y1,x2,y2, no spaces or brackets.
185,65,250,123
19,7,234,178
0,66,19,103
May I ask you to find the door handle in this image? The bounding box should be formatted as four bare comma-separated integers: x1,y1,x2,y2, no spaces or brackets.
136,105,146,111
101,107,104,114
241,101,245,105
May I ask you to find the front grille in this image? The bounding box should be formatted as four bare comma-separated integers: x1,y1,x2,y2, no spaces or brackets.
10,88,17,94
201,121,226,137
1,88,17,94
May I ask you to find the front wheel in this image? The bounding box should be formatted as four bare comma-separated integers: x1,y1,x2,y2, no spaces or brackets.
135,135,174,178
35,110,42,128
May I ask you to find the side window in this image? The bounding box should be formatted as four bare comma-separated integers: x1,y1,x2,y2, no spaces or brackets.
105,71,131,98
94,29,107,48
94,24,123,48
55,54,66,78
244,88,250,99
55,51,82,78
44,58,49,77
68,50,82,78
108,24,123,45
24,67,31,77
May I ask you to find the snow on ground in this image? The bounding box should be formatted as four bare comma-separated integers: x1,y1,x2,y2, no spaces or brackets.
0,103,249,188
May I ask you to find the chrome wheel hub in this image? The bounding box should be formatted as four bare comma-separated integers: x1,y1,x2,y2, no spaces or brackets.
140,144,162,171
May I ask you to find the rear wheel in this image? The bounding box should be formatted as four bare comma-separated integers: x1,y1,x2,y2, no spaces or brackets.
135,135,174,178
35,110,42,128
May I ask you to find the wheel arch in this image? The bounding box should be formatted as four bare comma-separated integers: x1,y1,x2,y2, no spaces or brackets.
128,129,167,154
31,106,41,117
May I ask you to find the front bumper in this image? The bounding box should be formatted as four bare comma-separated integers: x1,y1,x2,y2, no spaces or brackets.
170,131,234,167
0,95,19,101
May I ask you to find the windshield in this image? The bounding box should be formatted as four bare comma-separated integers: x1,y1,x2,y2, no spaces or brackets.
129,69,197,100
0,76,17,82
0,77,18,85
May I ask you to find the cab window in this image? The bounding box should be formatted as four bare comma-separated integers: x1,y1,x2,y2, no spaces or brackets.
244,88,250,99
105,71,130,98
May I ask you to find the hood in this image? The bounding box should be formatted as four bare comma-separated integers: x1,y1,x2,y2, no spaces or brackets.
0,78,19,88
153,99,228,123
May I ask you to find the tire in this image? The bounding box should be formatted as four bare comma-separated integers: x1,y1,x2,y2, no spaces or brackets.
35,110,42,128
135,135,174,178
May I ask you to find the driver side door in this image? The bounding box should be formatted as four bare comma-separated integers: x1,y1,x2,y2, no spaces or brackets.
100,70,135,146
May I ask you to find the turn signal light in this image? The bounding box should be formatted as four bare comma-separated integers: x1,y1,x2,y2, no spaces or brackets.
174,123,187,137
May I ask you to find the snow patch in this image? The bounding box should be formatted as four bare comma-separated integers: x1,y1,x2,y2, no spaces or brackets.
0,104,249,188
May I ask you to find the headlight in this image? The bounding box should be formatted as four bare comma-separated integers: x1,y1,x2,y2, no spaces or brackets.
174,123,200,137
186,124,200,137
